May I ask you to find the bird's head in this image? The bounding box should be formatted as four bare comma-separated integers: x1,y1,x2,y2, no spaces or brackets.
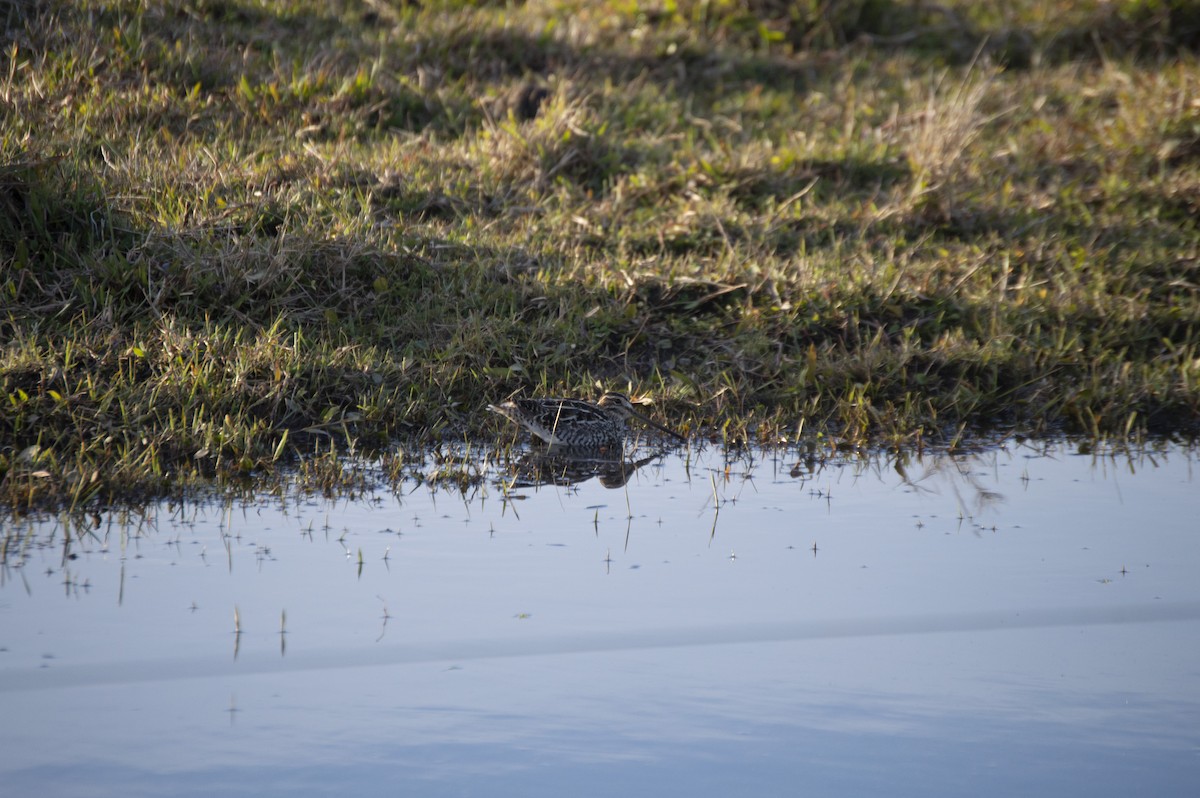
597,393,685,441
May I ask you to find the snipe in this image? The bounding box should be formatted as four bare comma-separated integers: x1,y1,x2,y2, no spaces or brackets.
488,392,685,449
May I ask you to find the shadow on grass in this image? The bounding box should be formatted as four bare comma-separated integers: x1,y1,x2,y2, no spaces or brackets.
18,0,1200,144
5,0,1200,478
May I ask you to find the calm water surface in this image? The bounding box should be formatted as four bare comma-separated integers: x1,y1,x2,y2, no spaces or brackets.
2,441,1199,796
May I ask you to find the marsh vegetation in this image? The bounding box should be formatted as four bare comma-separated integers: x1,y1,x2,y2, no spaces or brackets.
2,0,1199,507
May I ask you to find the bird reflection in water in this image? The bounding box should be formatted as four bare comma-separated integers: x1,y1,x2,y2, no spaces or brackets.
495,448,663,490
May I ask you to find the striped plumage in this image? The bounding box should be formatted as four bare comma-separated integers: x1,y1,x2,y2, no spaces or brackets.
488,392,684,449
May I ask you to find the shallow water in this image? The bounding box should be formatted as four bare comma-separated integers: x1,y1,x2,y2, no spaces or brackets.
2,441,1199,797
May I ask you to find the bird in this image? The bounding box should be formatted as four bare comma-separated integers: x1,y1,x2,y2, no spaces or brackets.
488,392,685,449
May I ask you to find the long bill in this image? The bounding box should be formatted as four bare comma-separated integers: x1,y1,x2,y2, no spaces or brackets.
628,408,687,442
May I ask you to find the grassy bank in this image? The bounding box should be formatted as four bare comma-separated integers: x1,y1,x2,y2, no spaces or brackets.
2,0,1200,507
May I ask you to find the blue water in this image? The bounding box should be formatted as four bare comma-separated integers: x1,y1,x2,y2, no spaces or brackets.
2,441,1198,796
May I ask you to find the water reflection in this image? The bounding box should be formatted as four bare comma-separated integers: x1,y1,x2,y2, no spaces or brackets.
495,448,664,489
2,441,1199,797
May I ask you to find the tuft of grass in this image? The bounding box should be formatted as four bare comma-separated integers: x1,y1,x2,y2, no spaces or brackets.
1,0,1199,508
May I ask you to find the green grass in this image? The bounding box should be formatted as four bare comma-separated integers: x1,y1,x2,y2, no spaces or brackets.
2,0,1200,507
